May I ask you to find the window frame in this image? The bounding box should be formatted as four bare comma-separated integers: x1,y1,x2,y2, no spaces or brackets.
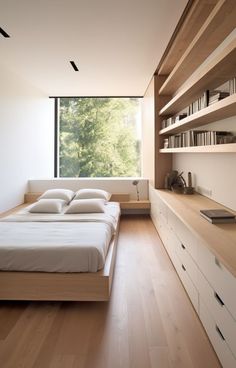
52,96,143,178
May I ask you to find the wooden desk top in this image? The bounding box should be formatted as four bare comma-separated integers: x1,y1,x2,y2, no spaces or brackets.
156,190,236,277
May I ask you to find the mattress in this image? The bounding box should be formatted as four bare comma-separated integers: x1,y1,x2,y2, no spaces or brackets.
0,202,120,273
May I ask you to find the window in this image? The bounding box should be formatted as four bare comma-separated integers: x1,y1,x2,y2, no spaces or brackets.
57,97,141,177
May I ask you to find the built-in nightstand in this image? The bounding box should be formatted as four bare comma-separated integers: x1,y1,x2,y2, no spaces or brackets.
120,200,150,214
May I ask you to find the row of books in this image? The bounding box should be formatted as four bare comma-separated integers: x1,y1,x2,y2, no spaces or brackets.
188,91,209,115
208,90,229,105
161,113,187,129
161,77,236,130
163,130,234,149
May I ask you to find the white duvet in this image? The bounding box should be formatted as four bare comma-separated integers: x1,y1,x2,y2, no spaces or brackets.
0,202,120,273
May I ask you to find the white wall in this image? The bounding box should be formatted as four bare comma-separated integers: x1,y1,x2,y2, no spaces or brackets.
173,153,236,211
173,29,236,211
0,65,54,213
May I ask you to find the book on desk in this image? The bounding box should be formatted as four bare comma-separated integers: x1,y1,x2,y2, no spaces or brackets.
200,209,236,224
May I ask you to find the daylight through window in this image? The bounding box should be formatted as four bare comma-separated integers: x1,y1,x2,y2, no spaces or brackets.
58,97,141,177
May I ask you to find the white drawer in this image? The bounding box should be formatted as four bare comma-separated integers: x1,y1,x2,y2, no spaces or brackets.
198,268,236,357
198,241,236,321
175,239,199,289
174,252,199,312
151,211,160,233
150,202,159,225
155,194,168,219
158,218,177,264
158,214,168,243
159,199,168,219
200,298,236,368
167,228,183,266
157,221,188,289
168,210,198,262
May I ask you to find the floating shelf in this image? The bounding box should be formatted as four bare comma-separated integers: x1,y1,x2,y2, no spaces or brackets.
159,38,236,116
157,0,217,76
120,200,150,210
160,143,236,153
159,0,236,95
159,94,236,135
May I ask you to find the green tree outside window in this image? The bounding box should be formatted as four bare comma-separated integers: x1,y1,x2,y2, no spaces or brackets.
59,98,141,177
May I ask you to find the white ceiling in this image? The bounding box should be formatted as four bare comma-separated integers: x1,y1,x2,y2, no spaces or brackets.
0,0,188,96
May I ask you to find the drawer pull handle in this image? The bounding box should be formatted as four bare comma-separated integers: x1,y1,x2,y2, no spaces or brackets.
215,257,221,268
215,325,225,341
182,264,186,271
214,292,224,306
181,244,186,250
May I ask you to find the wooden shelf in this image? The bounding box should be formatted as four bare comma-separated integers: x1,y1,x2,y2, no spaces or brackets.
120,200,150,210
157,0,217,76
159,38,236,116
160,143,236,153
159,94,236,135
159,0,236,95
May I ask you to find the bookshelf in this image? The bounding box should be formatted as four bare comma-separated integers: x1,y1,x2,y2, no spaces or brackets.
159,37,236,116
159,94,236,135
156,4,236,165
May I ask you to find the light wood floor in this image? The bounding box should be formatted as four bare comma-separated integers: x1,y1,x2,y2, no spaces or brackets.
0,216,221,368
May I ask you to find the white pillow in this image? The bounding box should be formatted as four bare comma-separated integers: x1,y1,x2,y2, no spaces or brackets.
65,199,105,214
38,189,75,204
74,189,111,201
29,199,65,213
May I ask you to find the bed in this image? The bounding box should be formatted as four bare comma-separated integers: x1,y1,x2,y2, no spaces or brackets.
0,198,120,301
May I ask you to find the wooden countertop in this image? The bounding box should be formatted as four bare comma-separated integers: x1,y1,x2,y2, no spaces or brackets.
156,190,236,277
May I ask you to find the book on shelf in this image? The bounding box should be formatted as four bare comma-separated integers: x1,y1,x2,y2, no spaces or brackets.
163,138,169,149
229,77,236,95
188,91,208,115
200,209,236,224
175,113,187,122
208,91,230,105
161,113,187,130
187,89,231,115
165,130,234,149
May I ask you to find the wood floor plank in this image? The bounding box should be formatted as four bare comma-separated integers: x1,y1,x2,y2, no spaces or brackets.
0,216,222,368
0,303,59,368
49,354,76,368
0,301,28,339
149,347,171,368
32,303,65,368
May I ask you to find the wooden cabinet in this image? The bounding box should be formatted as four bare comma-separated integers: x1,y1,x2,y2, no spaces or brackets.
197,267,236,356
150,188,236,367
151,0,236,185
199,298,236,368
198,239,236,321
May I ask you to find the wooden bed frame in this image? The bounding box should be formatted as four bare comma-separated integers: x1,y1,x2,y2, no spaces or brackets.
0,204,120,301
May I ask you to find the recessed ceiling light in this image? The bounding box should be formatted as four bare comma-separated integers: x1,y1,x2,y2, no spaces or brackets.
70,61,79,71
0,27,10,38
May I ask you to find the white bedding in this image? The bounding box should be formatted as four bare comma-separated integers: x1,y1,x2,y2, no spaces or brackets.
0,202,120,273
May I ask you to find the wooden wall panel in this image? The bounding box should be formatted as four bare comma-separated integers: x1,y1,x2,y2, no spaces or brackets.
142,76,172,189
142,78,155,186
154,75,172,188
